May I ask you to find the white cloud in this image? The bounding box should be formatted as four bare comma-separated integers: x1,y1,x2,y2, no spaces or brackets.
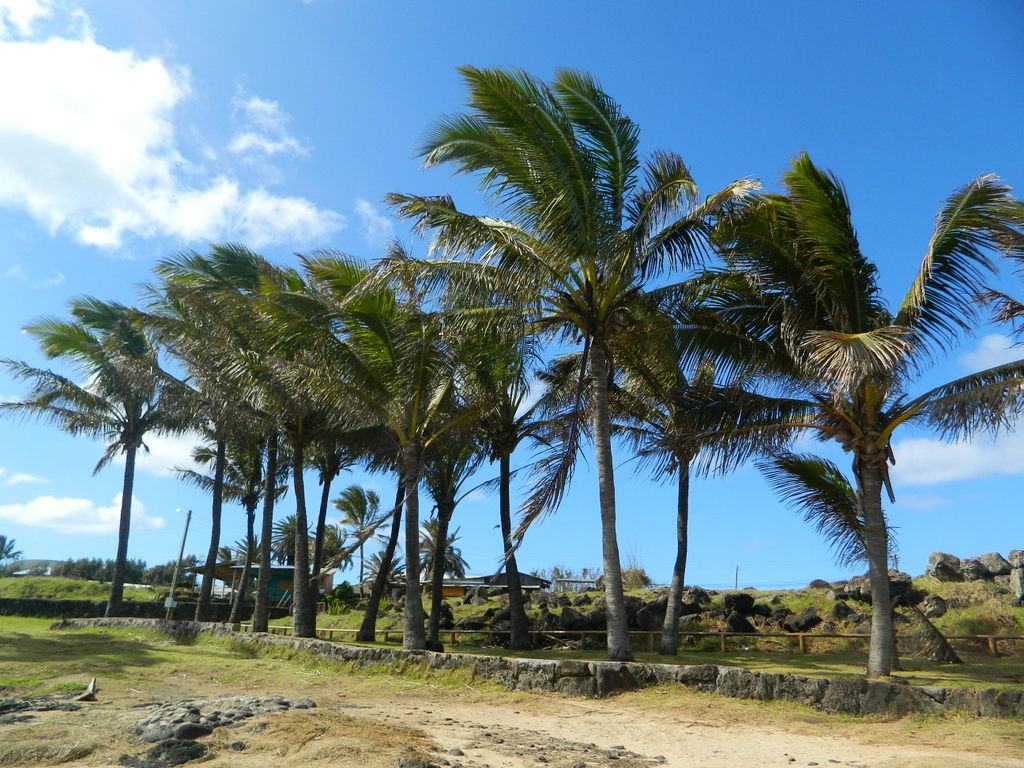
0,0,53,39
355,198,394,246
742,538,777,552
0,467,47,485
0,493,164,534
6,263,26,279
957,334,1024,371
229,96,309,159
117,430,205,478
890,430,1024,486
0,21,342,249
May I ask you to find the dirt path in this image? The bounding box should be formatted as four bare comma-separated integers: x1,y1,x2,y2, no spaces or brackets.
5,667,1022,768
359,692,1023,768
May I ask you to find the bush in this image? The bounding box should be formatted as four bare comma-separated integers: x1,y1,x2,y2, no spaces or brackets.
324,582,359,614
622,567,652,590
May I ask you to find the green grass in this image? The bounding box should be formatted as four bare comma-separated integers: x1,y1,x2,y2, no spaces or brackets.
0,576,158,602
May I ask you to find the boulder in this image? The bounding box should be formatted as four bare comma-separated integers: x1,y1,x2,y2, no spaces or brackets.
1011,550,1024,599
725,611,756,634
771,607,793,622
961,558,991,582
633,598,667,631
831,601,852,620
571,593,592,607
682,587,711,606
750,603,772,618
979,553,1012,577
927,552,962,582
558,606,590,632
722,593,755,616
920,594,947,619
782,608,822,633
807,579,831,589
845,570,913,603
453,616,487,631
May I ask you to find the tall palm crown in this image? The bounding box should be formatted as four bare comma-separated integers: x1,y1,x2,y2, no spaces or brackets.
333,484,383,584
388,67,754,661
701,153,1024,675
1,297,182,616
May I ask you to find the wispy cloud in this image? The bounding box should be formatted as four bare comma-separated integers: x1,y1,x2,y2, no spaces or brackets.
0,467,47,486
6,264,64,288
0,8,342,250
742,538,777,552
958,334,1024,371
355,198,394,246
229,95,309,158
0,493,164,534
111,430,205,478
0,0,54,39
891,430,1024,486
895,493,950,511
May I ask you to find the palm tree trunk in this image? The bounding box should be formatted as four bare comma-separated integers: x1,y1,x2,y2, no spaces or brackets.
228,501,257,623
858,453,894,677
291,443,316,638
402,443,427,650
311,469,335,578
356,480,403,642
589,339,633,661
359,542,365,585
105,443,137,618
195,437,226,622
500,453,531,650
660,458,690,655
253,434,279,633
426,503,452,648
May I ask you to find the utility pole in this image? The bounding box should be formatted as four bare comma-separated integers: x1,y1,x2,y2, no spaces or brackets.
165,509,192,620
734,565,739,590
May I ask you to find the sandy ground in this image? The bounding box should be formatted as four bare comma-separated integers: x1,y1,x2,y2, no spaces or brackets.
5,675,1022,768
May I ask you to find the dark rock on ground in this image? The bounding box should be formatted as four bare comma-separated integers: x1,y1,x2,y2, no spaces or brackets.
171,723,212,740
961,558,991,582
845,570,912,603
722,593,755,616
633,598,667,631
920,594,947,619
771,607,793,622
979,552,1012,576
682,587,711,605
571,594,592,607
725,611,756,634
831,601,852,620
927,552,962,582
782,609,822,633
750,603,772,618
120,739,207,768
807,579,831,589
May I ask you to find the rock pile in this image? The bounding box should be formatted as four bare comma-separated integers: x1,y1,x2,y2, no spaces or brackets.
119,694,315,768
926,551,1016,584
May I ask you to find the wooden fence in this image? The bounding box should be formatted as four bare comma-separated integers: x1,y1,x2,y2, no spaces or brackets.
237,624,1023,657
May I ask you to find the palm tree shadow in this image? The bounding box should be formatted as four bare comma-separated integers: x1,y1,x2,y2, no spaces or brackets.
0,629,165,678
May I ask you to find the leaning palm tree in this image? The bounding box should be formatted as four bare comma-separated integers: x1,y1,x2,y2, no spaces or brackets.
761,452,960,665
386,67,754,660
1,298,183,617
697,154,1024,676
333,484,383,584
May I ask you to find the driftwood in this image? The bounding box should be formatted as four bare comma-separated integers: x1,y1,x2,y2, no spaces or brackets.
74,678,98,702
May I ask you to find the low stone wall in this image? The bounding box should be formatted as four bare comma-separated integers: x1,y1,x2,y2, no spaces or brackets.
0,598,287,622
52,618,1024,719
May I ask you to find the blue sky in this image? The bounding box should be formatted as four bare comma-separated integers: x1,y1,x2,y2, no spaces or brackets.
1,1,1023,588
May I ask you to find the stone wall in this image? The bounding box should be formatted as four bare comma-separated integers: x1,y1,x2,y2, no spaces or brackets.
52,617,1024,719
0,598,287,622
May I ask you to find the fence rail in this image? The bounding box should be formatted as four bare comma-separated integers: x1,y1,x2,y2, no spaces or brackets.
236,624,1023,657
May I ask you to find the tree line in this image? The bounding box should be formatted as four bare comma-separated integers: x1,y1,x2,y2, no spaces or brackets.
3,67,1024,678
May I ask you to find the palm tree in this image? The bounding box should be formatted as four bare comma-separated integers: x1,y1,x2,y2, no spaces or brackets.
386,67,754,660
334,484,383,584
699,154,1024,676
0,535,22,566
1,298,182,616
419,517,470,579
465,334,541,650
421,433,482,647
356,480,404,642
299,250,485,650
366,550,405,585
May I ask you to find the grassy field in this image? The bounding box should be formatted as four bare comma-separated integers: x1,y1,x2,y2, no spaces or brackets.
0,577,160,602
1,615,1023,768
